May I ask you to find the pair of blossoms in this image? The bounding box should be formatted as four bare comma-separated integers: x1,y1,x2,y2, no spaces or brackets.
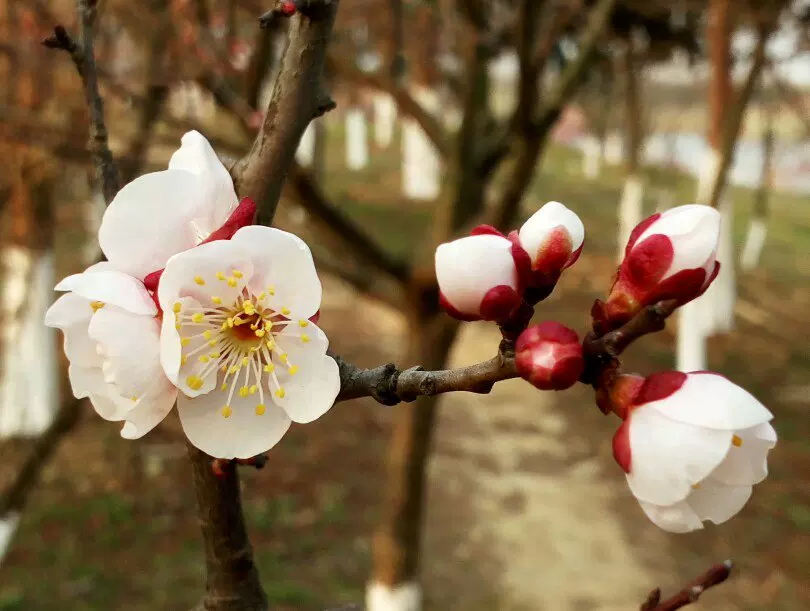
435,202,776,533
45,132,340,460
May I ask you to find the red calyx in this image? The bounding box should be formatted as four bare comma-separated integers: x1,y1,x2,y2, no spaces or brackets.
635,371,687,406
479,285,521,323
439,291,481,322
470,224,505,238
514,322,584,391
612,419,632,473
200,197,257,244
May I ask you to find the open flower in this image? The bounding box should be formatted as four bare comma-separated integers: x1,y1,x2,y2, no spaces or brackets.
597,205,720,331
435,233,529,323
98,130,254,283
608,371,776,533
158,225,339,459
518,201,584,291
44,264,177,438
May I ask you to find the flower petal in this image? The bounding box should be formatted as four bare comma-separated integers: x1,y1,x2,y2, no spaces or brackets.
54,261,114,291
648,373,773,431
88,306,164,400
168,131,238,234
46,294,98,367
119,379,177,439
519,201,585,258
177,390,291,459
686,478,753,525
58,269,156,316
231,226,322,319
638,499,704,533
99,169,203,279
158,239,254,311
626,407,733,506
273,325,338,423
710,423,776,486
68,365,130,421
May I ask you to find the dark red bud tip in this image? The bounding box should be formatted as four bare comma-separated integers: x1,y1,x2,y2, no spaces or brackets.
280,1,297,15
515,322,584,391
470,224,505,237
479,285,521,323
309,310,321,325
143,269,164,292
438,291,481,322
202,197,257,244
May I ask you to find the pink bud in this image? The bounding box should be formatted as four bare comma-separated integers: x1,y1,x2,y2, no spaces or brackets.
518,201,585,290
599,205,721,330
435,234,526,322
515,322,584,390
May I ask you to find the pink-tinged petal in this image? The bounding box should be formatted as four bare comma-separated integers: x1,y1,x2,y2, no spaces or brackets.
160,297,217,399
710,423,776,486
634,371,687,406
638,499,704,533
159,301,184,385
88,307,165,400
624,213,660,256
57,269,156,316
231,226,322,320
646,373,773,431
99,169,203,279
626,407,733,506
168,131,239,233
272,325,338,423
435,234,517,317
54,261,114,291
68,366,130,421
612,419,632,473
623,234,674,288
686,479,753,525
158,240,254,311
44,292,92,329
470,224,504,237
519,201,585,262
119,380,177,439
177,390,291,459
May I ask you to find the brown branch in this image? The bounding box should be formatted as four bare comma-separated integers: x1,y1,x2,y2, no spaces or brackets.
42,1,120,204
641,560,733,611
332,352,517,405
0,398,83,518
232,3,340,226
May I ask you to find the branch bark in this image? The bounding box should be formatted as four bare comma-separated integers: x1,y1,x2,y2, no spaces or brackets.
641,560,733,611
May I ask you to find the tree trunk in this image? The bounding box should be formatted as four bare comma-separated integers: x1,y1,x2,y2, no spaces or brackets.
368,295,459,611
402,87,441,200
346,106,370,170
373,94,397,148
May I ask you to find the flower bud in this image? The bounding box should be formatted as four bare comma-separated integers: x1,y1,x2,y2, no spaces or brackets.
518,201,585,291
608,370,776,533
435,234,525,322
515,322,584,390
598,205,720,330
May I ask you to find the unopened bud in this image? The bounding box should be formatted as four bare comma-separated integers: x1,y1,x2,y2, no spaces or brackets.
515,322,584,391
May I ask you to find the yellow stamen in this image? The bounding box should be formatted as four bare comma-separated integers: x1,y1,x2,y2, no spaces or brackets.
192,313,204,323
279,353,288,363
227,318,234,328
199,355,210,363
732,434,743,447
239,386,249,398
288,365,299,376
275,387,286,399
255,329,266,338
266,339,275,349
181,356,187,366
186,375,203,391
90,301,105,312
249,385,258,395
175,322,182,331
181,338,190,347
131,396,139,402
241,357,249,366
216,271,226,281
263,363,275,373
258,292,267,300
172,302,182,313
281,307,291,316
267,285,276,296
232,270,243,279
208,339,218,347
211,296,222,305
194,276,205,286
220,382,228,392
228,366,238,374
298,320,309,328
221,405,232,418
301,333,310,343
227,277,237,287
203,330,212,340
255,404,266,415
210,352,221,359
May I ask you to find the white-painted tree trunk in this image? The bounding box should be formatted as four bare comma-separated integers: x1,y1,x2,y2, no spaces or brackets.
366,581,422,611
604,131,624,165
617,174,644,259
373,94,396,148
487,52,518,120
582,136,602,179
0,513,20,564
0,248,58,437
402,87,441,200
296,123,316,167
345,108,369,170
740,218,767,271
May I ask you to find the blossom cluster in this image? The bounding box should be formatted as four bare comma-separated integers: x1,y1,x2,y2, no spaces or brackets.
433,201,775,533
46,132,340,459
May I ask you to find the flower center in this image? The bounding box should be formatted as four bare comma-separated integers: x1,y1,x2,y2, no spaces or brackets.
172,273,312,419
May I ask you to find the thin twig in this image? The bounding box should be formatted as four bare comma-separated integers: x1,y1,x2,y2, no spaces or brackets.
641,560,733,611
42,1,119,203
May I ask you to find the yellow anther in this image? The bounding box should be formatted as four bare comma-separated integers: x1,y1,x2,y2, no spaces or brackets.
216,271,226,281
186,375,203,391
210,352,221,359
298,320,309,328
90,301,105,312
266,339,275,349
181,338,190,347
281,307,291,316
220,365,227,372
732,434,743,447
221,382,228,392
249,346,260,353
279,353,288,363
275,387,286,399
258,292,267,300
301,333,311,343
211,296,222,305
255,329,266,338
203,330,212,340
228,366,238,374
243,302,255,314
221,322,229,331
175,322,181,331
181,356,188,366
208,339,218,347
232,270,243,279
268,285,276,296
191,313,204,323
288,365,299,376
255,404,266,416
131,396,139,402
241,357,249,366
692,483,701,490
227,318,235,328
194,276,205,286
221,405,232,418
172,302,182,313
239,386,249,398
227,277,237,287
199,355,210,363
249,385,258,395
263,363,275,373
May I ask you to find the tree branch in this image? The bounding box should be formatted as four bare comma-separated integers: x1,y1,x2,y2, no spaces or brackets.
42,1,120,204
641,560,733,611
232,3,340,226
